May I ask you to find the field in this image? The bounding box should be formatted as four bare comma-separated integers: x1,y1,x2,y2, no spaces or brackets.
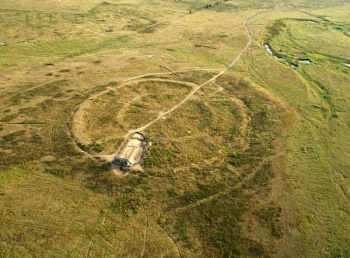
1,0,350,257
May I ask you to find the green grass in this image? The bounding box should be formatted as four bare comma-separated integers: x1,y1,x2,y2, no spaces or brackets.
0,165,157,257
0,36,129,66
241,8,350,255
1,0,350,257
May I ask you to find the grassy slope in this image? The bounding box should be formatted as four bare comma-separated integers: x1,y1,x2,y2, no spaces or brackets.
243,5,350,256
1,0,350,257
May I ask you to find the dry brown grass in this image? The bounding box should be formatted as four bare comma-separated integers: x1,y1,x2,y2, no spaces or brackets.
1,0,350,257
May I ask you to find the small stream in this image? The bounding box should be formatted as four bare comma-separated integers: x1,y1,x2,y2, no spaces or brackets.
264,43,273,54
298,59,311,64
263,43,315,68
264,43,286,62
264,44,286,62
274,55,285,62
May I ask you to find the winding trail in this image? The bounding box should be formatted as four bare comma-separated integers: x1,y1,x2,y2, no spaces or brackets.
140,203,149,258
70,10,270,160
121,19,254,141
172,150,285,214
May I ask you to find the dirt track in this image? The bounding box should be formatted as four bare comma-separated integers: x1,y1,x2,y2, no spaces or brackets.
70,11,267,161
121,18,256,141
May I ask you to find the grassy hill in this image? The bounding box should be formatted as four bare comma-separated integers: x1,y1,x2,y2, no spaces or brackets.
1,0,350,257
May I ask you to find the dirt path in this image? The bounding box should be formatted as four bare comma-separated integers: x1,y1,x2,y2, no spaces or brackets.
117,68,222,85
116,95,143,125
140,203,149,258
70,10,271,161
121,19,254,140
172,150,285,214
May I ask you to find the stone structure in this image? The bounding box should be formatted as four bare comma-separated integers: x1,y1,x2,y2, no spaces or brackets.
113,132,145,167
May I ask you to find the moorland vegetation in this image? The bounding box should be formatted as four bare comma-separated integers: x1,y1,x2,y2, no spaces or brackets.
1,0,350,257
